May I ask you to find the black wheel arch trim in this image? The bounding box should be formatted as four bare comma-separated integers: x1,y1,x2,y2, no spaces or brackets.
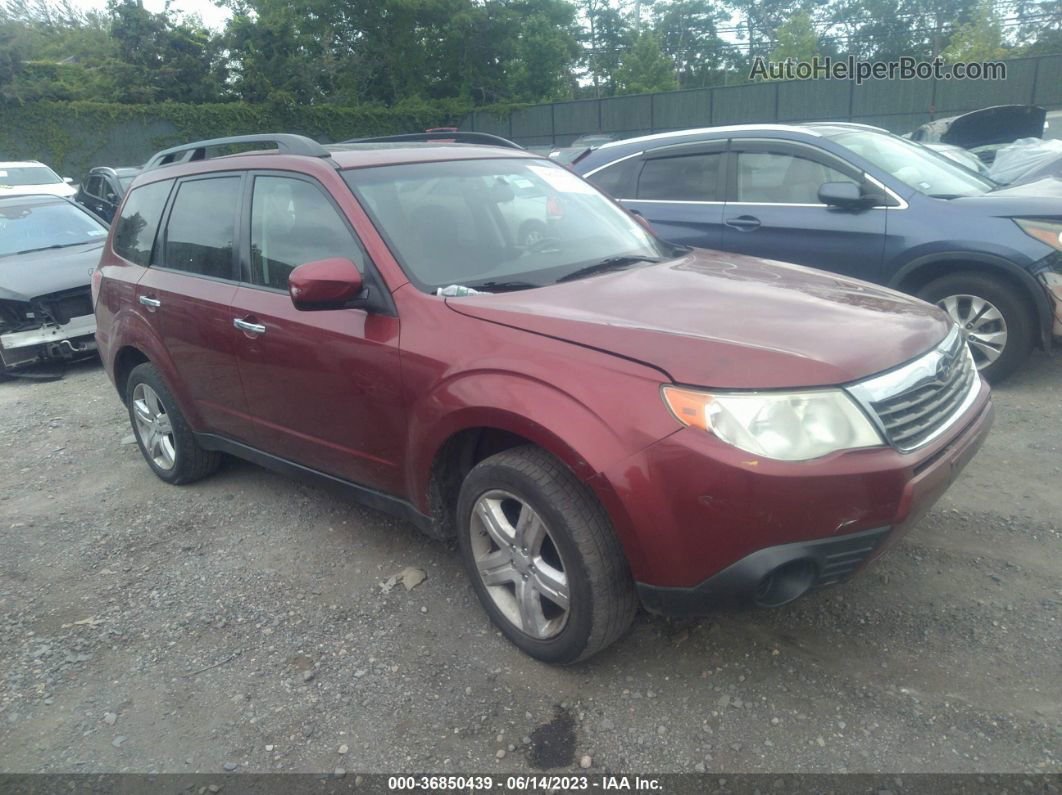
890,251,1053,349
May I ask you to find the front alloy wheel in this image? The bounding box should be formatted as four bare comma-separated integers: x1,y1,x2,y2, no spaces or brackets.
469,489,570,639
936,293,1008,369
456,446,637,663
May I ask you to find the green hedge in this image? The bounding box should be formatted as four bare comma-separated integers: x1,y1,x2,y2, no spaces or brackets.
0,99,517,178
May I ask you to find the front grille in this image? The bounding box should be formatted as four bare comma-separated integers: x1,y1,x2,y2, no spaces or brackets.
35,287,93,325
847,327,979,452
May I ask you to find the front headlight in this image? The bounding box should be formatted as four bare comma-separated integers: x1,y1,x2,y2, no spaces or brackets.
1015,218,1062,251
662,386,884,461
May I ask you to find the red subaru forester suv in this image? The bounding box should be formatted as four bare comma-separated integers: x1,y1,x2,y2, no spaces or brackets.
94,132,994,663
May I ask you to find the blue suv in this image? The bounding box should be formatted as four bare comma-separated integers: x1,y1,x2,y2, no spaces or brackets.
576,123,1062,382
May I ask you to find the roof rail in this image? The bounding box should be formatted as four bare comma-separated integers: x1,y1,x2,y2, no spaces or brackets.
343,131,524,150
144,133,331,170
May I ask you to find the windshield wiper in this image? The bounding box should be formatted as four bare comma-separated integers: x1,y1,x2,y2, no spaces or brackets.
461,279,541,293
556,255,664,283
15,241,96,255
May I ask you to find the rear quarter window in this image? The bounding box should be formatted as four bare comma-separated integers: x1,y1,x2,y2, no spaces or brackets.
586,157,638,198
112,179,173,265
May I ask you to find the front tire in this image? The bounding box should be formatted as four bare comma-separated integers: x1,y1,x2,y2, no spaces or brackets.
126,362,221,484
456,446,636,664
917,272,1033,383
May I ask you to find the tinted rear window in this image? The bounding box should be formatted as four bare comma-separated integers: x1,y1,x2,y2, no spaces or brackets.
113,180,173,265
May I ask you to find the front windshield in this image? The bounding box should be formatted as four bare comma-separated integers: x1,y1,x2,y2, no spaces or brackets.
0,165,63,187
0,200,108,257
825,130,994,197
344,158,669,291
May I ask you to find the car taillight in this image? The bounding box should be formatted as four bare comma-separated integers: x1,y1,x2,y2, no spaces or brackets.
547,196,564,218
91,268,103,307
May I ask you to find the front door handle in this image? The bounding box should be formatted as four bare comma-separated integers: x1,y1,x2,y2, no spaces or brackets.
233,318,266,335
138,295,161,308
724,215,762,231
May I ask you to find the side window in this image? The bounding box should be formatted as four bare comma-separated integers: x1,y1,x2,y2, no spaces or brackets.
587,157,638,197
249,176,361,290
637,153,722,201
84,176,101,197
112,179,173,266
163,176,240,279
736,152,857,204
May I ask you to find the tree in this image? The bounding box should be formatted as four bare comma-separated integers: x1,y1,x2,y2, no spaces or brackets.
615,29,677,93
770,10,822,62
942,0,1008,60
652,0,734,88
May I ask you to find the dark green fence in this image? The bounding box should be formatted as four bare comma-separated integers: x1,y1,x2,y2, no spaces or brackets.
464,53,1062,146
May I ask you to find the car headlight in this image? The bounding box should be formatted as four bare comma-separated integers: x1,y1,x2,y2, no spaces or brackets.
1015,218,1062,251
661,386,884,461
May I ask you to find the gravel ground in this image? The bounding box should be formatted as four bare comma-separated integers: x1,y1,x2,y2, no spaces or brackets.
0,352,1059,775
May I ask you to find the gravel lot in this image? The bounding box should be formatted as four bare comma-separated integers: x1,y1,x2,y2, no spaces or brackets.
0,352,1059,775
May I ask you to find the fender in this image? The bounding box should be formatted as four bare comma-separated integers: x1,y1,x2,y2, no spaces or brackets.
405,372,658,572
105,307,203,428
890,251,1053,347
406,371,637,508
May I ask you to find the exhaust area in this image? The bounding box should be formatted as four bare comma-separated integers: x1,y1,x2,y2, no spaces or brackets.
753,559,817,608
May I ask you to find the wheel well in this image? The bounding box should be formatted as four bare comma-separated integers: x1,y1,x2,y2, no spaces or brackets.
897,260,1036,311
896,259,1040,333
427,427,536,540
113,346,150,404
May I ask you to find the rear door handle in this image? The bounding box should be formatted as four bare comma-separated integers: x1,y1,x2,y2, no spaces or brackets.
724,215,762,231
233,318,266,335
138,295,161,308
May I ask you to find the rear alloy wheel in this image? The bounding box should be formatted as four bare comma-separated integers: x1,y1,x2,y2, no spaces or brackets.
125,362,221,484
917,272,1033,383
457,446,637,663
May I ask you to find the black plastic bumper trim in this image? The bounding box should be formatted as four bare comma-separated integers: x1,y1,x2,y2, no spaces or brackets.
636,525,892,617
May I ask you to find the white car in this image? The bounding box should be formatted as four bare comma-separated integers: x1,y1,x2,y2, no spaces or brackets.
0,161,77,198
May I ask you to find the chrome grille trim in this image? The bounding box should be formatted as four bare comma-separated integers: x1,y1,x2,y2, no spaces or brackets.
846,326,982,453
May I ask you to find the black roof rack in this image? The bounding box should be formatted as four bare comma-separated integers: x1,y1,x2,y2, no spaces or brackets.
342,131,524,150
144,133,331,170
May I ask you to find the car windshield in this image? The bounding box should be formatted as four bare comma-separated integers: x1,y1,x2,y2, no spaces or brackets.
0,165,63,187
344,158,670,292
825,130,995,197
0,200,108,257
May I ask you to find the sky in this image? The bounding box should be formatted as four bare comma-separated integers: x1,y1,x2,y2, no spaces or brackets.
69,0,232,30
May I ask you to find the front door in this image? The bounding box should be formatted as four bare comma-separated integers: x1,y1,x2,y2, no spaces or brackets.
721,139,887,282
229,173,405,494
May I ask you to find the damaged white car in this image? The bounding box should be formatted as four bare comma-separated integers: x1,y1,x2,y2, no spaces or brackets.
0,194,108,374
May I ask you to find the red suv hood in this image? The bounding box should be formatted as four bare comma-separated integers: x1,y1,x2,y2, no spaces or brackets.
445,250,951,389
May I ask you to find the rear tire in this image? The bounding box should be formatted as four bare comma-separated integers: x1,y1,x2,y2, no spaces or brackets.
126,362,221,485
917,272,1033,384
456,446,636,663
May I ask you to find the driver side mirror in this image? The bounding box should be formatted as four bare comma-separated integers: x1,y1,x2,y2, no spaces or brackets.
63,177,74,184
289,257,364,311
818,181,868,209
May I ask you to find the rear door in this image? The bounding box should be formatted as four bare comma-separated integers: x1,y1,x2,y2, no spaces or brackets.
136,173,255,442
228,172,405,494
720,139,887,281
615,141,728,250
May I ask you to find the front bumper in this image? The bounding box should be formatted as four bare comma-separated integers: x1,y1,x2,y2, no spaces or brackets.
0,314,97,370
592,388,994,615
